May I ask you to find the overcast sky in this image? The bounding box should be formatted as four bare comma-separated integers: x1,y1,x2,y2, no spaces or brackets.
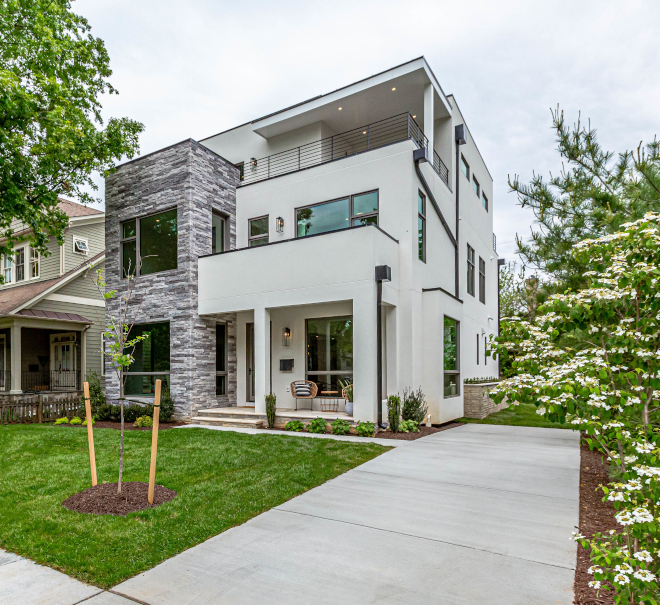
76,0,660,262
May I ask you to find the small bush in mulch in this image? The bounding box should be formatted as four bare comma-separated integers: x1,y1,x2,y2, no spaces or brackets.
376,422,462,440
62,482,177,516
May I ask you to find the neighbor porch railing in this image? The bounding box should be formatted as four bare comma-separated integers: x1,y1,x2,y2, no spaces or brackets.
240,112,429,186
21,370,81,392
0,393,82,424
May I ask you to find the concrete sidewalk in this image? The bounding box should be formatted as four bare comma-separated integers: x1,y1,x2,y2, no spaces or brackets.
112,424,580,604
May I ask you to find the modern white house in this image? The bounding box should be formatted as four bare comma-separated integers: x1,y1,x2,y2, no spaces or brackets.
104,57,500,425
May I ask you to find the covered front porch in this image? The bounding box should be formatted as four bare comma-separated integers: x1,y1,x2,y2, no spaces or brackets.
0,313,92,396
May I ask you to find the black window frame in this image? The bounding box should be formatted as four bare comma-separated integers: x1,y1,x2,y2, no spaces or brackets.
418,190,426,263
216,322,228,396
443,316,460,398
476,333,479,365
467,244,475,297
212,210,229,254
248,215,269,247
123,320,171,398
305,315,353,396
460,154,470,180
479,257,486,304
295,190,379,239
235,162,245,182
120,207,178,278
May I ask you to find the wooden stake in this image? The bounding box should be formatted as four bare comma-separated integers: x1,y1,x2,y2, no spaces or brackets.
83,382,97,486
147,379,162,506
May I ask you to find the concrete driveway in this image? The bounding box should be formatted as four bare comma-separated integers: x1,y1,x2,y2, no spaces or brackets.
112,424,580,604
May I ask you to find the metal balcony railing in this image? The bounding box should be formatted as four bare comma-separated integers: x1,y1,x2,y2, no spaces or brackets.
22,370,81,392
0,370,9,392
241,113,428,186
433,149,449,187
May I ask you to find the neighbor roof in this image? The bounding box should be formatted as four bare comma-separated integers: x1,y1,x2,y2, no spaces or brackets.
57,198,103,218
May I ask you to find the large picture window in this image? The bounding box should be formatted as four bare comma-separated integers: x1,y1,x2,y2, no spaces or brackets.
124,321,170,396
216,323,227,395
467,245,475,296
296,191,378,238
306,316,353,395
120,208,178,277
444,317,460,397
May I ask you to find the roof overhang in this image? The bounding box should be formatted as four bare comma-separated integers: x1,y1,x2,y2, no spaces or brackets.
252,57,452,139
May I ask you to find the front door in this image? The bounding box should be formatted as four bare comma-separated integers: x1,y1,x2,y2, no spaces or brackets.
52,340,76,390
246,323,255,402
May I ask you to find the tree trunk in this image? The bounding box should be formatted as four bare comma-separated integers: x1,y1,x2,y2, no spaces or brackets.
118,377,124,495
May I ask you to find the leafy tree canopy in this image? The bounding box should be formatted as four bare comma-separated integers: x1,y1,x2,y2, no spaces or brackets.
509,108,660,292
0,0,143,272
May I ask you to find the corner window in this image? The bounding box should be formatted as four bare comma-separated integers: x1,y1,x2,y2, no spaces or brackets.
212,212,227,254
444,317,460,397
30,248,39,278
124,321,170,396
2,255,12,284
460,155,469,179
472,176,480,197
296,190,378,238
467,245,475,296
216,323,227,395
15,247,25,282
482,192,488,211
306,316,353,394
235,162,245,182
418,191,426,262
248,216,269,247
120,209,178,278
73,237,89,255
479,257,486,304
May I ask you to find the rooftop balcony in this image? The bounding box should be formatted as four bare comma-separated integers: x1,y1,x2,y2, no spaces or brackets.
240,112,449,188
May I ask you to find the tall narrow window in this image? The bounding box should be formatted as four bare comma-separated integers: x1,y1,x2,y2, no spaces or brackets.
472,176,480,197
30,248,39,278
212,212,226,254
444,317,460,397
15,248,25,282
479,257,486,304
2,255,12,283
467,245,475,296
476,334,479,365
216,323,227,395
248,216,269,247
418,191,426,262
121,218,137,277
460,155,469,179
101,333,106,376
484,335,487,366
482,192,488,211
235,162,245,182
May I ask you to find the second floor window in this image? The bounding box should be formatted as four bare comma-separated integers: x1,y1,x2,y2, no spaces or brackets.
30,248,39,278
212,212,227,254
482,192,489,211
15,247,25,282
3,255,12,283
472,176,480,197
467,245,475,296
296,191,378,238
121,208,178,277
460,155,469,180
418,191,426,262
479,257,486,304
248,216,269,247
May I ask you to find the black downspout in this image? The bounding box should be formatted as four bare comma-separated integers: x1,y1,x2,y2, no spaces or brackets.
454,143,460,298
377,278,383,427
497,258,505,377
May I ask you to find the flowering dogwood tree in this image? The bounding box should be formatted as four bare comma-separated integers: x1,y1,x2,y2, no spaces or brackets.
489,213,660,604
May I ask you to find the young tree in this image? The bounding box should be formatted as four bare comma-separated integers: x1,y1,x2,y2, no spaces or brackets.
509,108,660,292
490,214,660,603
0,0,143,277
93,263,148,495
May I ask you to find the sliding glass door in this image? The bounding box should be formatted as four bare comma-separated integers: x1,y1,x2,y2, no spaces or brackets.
306,316,353,395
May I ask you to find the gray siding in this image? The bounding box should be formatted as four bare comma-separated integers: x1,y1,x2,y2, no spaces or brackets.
65,222,104,273
57,265,105,299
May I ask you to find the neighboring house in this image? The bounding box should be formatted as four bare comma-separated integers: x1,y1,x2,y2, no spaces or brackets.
0,199,106,396
104,57,499,424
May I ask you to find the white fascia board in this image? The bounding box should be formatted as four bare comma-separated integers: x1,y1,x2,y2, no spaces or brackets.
68,214,105,227
252,57,451,137
10,254,105,314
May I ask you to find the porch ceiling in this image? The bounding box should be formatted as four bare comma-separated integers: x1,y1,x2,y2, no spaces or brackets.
15,309,92,323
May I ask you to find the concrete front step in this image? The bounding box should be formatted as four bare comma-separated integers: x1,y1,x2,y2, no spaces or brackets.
197,408,267,419
191,416,266,428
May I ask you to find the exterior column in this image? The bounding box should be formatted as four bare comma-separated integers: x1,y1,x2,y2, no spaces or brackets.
81,328,87,388
424,83,434,155
10,323,21,394
352,286,378,422
253,306,270,414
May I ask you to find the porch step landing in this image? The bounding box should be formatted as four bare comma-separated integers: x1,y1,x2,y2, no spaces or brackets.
192,407,266,429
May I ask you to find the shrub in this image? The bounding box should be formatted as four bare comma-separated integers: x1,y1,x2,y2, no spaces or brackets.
82,416,95,426
265,393,277,428
400,419,419,433
356,421,375,437
159,389,175,423
69,416,82,425
79,370,106,414
54,417,69,425
96,402,153,423
309,417,328,434
134,415,153,428
401,387,428,424
338,378,353,402
387,394,401,433
285,420,305,432
330,419,351,435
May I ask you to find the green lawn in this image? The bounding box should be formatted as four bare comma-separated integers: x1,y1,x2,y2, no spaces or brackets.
0,425,387,588
458,402,570,429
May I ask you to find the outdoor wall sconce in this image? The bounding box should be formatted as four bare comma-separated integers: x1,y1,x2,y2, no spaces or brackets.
250,157,257,169
282,327,291,346
276,217,284,233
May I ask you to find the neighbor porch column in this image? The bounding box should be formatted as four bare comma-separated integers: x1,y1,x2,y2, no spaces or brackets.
254,306,271,415
424,83,434,154
9,323,21,394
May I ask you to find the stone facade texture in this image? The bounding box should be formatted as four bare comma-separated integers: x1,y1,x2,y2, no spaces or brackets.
462,382,508,420
104,139,240,419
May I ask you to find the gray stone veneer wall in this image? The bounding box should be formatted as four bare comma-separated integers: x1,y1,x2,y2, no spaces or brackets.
104,139,239,419
462,382,508,420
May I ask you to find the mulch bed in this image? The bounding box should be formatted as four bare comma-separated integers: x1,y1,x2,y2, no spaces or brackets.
63,421,186,431
375,422,464,440
62,481,177,516
574,439,617,605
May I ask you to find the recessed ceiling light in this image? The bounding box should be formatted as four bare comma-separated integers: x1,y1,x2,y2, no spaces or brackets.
363,131,367,134
338,107,342,110
412,115,416,118
392,87,396,91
